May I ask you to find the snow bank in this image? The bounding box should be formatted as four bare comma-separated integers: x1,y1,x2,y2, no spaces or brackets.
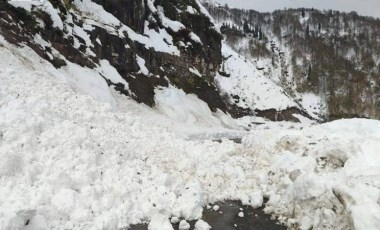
242,118,380,229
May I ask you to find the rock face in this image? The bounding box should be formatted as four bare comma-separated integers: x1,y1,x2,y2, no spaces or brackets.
0,0,311,121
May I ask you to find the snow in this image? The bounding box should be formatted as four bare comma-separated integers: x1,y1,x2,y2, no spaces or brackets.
300,93,325,119
189,67,202,77
212,205,219,211
179,220,191,230
148,214,173,230
2,2,380,229
242,118,380,229
0,37,247,229
194,219,211,230
73,0,180,56
154,85,223,127
96,60,129,89
157,6,185,32
215,42,297,111
187,6,198,14
33,34,51,50
58,61,117,108
73,0,121,26
40,1,64,30
144,24,181,56
9,0,63,30
73,25,92,47
136,55,150,75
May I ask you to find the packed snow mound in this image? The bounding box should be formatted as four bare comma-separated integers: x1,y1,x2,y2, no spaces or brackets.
242,119,380,229
215,43,297,111
0,38,251,229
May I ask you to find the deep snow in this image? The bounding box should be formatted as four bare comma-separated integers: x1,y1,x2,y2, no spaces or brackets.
1,24,380,230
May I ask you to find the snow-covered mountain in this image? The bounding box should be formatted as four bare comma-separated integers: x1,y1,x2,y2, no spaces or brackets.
204,1,380,121
1,1,380,230
0,0,311,123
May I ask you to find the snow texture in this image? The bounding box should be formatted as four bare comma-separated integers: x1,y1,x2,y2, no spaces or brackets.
215,42,297,111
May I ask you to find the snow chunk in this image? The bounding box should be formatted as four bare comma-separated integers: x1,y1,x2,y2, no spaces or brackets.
172,180,206,220
148,214,173,230
194,219,211,230
249,191,263,208
186,6,197,14
179,220,191,230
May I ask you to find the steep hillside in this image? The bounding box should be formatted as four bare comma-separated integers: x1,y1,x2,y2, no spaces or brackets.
0,0,310,122
204,1,380,120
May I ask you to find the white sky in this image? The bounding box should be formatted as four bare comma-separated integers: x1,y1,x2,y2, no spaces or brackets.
214,0,380,19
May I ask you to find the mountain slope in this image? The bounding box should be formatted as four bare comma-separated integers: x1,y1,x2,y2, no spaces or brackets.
204,1,380,120
0,0,312,122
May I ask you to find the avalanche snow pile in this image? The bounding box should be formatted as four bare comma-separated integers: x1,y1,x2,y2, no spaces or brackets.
243,120,380,229
1,9,380,230
0,36,250,229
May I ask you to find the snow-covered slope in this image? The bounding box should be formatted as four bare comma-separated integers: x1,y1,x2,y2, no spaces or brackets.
216,43,297,111
204,1,380,120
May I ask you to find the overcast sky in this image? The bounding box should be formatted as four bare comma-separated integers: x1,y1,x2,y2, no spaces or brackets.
214,0,380,19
